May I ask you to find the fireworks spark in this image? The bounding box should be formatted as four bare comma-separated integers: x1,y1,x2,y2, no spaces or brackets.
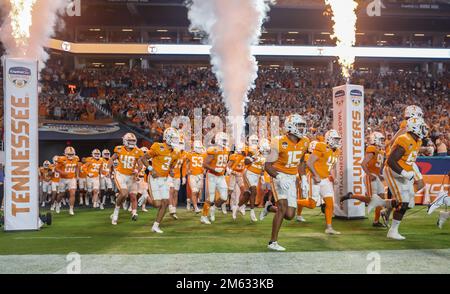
9,0,37,51
325,0,358,80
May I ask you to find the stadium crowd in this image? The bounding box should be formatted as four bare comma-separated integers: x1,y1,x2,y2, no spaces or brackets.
37,64,449,155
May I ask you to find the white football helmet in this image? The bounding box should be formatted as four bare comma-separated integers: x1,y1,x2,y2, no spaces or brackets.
102,149,110,159
284,114,307,139
140,146,149,154
52,156,59,164
235,142,245,153
193,140,205,154
406,117,428,139
248,135,259,149
215,132,229,148
308,140,318,153
404,105,423,119
43,160,51,168
92,149,101,160
64,146,76,159
369,132,385,148
325,129,342,149
163,127,180,148
123,133,137,148
259,139,271,155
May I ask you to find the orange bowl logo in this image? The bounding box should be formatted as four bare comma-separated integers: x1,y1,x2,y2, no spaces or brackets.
8,66,31,88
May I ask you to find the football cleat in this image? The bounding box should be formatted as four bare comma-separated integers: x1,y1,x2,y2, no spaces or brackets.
325,228,341,235
170,213,179,220
110,214,118,225
131,214,138,221
221,203,227,215
200,216,211,225
250,210,258,222
260,201,271,221
69,208,74,216
268,241,286,252
239,205,246,216
152,226,163,234
372,222,387,228
387,230,405,240
437,211,449,229
296,216,306,222
427,191,448,215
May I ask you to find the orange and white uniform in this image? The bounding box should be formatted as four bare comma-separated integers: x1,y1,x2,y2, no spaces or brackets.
147,142,180,201
57,156,80,192
113,145,144,193
86,157,103,192
39,167,53,194
168,151,187,191
244,153,266,188
136,166,149,198
385,133,422,203
205,146,230,202
365,145,385,197
78,162,88,191
100,157,113,191
186,152,206,193
50,164,60,192
310,142,340,201
228,152,246,191
268,135,310,207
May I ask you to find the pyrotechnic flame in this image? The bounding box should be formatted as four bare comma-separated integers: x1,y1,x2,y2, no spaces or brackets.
325,0,358,80
9,0,37,51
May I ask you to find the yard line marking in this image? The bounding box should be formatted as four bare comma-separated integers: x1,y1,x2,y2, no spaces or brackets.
128,236,223,239
14,237,92,240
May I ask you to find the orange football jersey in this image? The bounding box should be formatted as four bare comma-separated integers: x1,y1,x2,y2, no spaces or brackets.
57,156,80,179
206,146,229,176
247,153,266,175
39,167,52,182
270,135,310,175
147,142,180,177
390,133,422,172
86,158,103,177
366,145,385,175
100,157,111,176
229,153,246,173
186,152,206,176
312,142,340,179
114,146,144,176
50,164,60,183
172,151,187,178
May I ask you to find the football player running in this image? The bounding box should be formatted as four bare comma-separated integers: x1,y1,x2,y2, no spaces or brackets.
49,156,60,211
85,149,104,209
139,127,181,233
265,114,310,251
100,149,114,206
39,160,53,207
427,172,450,229
200,132,230,225
168,136,187,220
108,133,144,225
341,131,392,227
55,147,80,215
306,130,342,235
185,140,207,214
385,117,428,240
228,143,249,220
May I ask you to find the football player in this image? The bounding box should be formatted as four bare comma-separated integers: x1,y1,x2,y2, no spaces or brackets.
49,156,60,211
200,132,230,225
306,130,342,235
385,117,428,240
85,149,103,209
168,136,187,220
108,133,144,225
39,160,53,207
265,114,310,251
55,147,80,215
185,140,206,214
228,143,250,220
100,149,114,206
78,161,88,206
139,127,181,233
340,131,393,227
243,138,271,222
427,172,450,229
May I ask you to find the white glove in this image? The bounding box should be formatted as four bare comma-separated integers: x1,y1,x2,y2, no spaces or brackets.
401,170,414,181
301,175,309,198
214,167,224,174
275,173,290,191
182,177,186,185
226,167,233,175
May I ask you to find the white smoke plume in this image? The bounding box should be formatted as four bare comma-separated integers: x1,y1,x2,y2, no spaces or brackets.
186,0,273,143
0,0,69,69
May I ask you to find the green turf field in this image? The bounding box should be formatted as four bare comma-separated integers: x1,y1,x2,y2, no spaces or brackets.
0,206,448,255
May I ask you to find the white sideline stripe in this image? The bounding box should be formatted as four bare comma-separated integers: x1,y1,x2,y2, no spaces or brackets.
1,249,449,274
14,237,92,240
